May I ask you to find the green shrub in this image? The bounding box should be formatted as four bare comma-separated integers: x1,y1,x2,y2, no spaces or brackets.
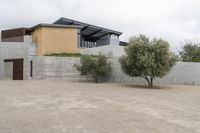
75,54,111,83
179,41,200,62
45,53,82,57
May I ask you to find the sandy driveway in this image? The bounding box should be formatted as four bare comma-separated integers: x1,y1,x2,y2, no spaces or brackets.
0,80,200,133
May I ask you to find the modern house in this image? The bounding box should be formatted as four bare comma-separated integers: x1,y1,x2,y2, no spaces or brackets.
1,18,124,55
0,17,127,80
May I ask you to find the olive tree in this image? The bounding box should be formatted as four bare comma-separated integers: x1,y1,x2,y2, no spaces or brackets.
179,40,200,62
119,35,177,88
75,54,111,83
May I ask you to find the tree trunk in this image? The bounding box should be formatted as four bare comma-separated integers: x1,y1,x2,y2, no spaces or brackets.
144,76,150,88
150,77,154,88
94,76,99,83
144,76,153,88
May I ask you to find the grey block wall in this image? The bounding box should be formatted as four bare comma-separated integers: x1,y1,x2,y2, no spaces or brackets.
82,44,124,58
0,31,1,42
110,34,120,45
0,41,199,85
96,34,120,46
155,62,200,85
24,35,32,43
0,42,30,80
31,56,200,85
4,62,13,79
107,59,200,85
32,56,91,81
82,45,200,85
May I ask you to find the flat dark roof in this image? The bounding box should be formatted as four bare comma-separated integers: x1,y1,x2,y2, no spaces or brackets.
54,17,122,40
119,41,128,46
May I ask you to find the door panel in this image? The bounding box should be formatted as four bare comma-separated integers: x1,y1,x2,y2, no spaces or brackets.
13,59,23,80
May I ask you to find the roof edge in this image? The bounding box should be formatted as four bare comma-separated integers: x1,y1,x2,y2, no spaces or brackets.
30,23,83,31
54,17,123,36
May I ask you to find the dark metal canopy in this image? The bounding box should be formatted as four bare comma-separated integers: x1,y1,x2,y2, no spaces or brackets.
119,41,128,46
54,17,122,41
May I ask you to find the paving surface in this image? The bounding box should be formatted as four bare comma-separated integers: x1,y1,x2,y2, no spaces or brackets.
0,80,200,133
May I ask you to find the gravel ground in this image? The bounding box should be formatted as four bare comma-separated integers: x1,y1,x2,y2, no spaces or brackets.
0,80,200,133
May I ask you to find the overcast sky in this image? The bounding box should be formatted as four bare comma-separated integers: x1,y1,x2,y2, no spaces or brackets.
1,0,200,52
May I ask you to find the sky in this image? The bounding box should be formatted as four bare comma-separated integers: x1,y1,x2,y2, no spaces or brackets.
1,0,200,52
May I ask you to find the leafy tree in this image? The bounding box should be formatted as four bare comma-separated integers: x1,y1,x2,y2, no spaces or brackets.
179,41,200,62
119,34,177,88
75,54,111,83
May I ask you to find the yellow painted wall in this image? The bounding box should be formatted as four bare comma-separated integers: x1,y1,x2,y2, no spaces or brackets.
32,27,83,55
32,27,43,55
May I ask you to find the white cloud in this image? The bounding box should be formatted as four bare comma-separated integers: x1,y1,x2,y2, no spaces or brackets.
0,0,200,51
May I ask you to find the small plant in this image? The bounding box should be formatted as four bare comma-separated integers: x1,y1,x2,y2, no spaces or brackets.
75,54,111,83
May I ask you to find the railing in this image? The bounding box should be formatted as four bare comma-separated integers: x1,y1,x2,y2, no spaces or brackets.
80,41,97,48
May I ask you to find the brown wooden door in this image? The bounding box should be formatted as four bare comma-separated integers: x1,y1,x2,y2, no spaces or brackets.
4,59,24,80
13,59,23,80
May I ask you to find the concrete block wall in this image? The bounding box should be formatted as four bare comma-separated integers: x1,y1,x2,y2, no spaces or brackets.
110,34,120,45
82,45,200,85
0,41,199,85
107,59,200,85
82,44,124,58
24,35,32,43
31,56,200,85
32,56,90,81
0,42,30,80
155,62,200,85
4,62,13,79
96,34,120,46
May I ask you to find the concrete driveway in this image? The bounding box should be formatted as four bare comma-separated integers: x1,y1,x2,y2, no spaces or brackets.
0,80,200,133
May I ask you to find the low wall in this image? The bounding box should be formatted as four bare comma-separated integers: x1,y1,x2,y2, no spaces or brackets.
82,44,124,58
32,56,200,85
108,59,200,85
32,56,90,81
